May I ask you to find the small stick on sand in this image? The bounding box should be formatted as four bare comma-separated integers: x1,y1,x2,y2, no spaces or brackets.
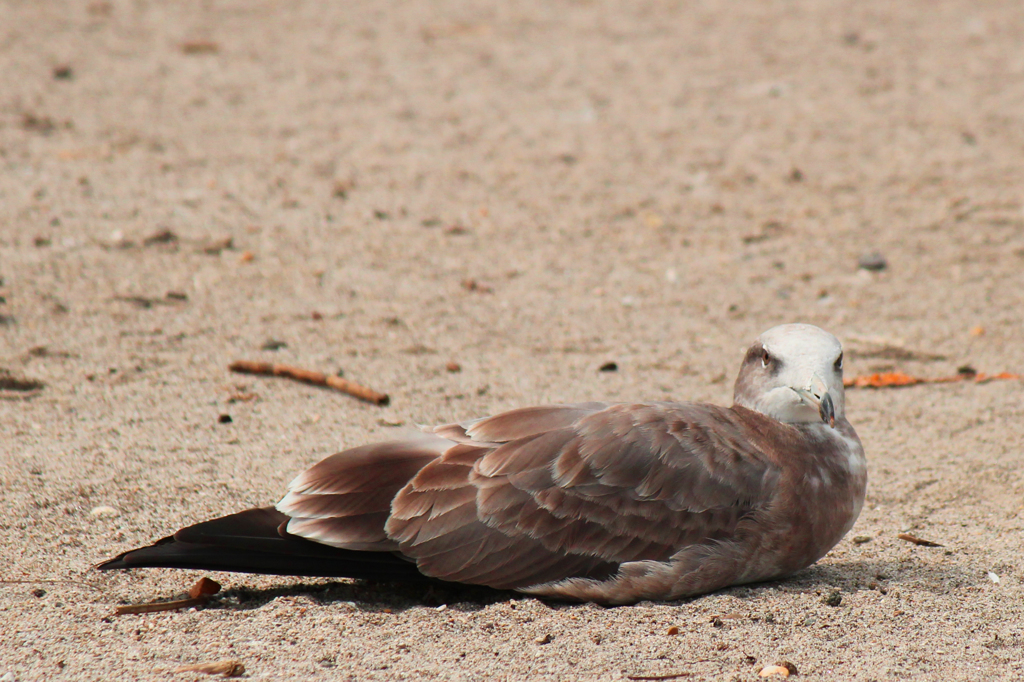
115,596,208,615
897,533,943,547
114,577,221,616
845,370,1020,389
229,360,389,406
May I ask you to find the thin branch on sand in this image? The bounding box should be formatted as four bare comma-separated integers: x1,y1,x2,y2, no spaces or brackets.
229,360,389,406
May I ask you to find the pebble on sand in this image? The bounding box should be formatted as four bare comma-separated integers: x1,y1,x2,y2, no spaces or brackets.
858,251,888,271
90,505,120,518
821,590,843,607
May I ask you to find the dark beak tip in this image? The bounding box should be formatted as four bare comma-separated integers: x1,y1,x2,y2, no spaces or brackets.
819,392,837,428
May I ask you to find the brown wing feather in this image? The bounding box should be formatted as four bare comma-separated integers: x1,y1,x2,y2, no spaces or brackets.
384,455,618,588
282,402,781,591
277,438,442,550
464,403,609,442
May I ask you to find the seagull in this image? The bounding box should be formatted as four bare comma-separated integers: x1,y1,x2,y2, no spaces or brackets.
99,323,866,604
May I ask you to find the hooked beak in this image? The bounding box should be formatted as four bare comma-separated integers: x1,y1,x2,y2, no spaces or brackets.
790,374,836,428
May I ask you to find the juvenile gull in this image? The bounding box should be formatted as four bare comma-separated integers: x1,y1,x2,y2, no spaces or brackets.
99,323,866,604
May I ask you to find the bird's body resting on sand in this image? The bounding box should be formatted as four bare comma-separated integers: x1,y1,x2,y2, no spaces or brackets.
99,324,866,605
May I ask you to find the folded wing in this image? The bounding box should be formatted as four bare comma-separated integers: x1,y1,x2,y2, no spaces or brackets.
278,402,780,590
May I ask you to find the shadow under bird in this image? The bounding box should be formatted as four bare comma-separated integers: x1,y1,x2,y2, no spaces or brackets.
99,323,866,605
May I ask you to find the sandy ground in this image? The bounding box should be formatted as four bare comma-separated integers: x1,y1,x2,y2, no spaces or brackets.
2,0,1023,679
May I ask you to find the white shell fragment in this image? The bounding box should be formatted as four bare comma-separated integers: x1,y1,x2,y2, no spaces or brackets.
90,505,120,518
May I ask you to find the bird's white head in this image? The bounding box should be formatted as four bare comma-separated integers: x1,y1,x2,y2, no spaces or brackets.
732,323,846,426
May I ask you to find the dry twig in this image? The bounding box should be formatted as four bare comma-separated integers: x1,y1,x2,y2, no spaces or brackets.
229,360,389,406
114,577,221,615
897,533,943,547
115,597,207,615
845,370,1019,389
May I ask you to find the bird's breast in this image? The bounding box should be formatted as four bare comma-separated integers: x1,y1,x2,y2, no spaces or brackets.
761,424,867,573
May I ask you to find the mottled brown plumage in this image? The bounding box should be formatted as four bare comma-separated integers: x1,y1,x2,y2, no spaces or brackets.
99,324,866,604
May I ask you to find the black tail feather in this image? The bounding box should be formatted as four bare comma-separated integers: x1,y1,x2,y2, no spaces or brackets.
97,507,426,581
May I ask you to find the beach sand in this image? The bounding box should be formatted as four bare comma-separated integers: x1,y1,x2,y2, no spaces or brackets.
1,1,1023,679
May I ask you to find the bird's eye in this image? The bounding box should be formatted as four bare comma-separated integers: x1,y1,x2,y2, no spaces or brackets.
834,352,843,371
761,349,771,368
